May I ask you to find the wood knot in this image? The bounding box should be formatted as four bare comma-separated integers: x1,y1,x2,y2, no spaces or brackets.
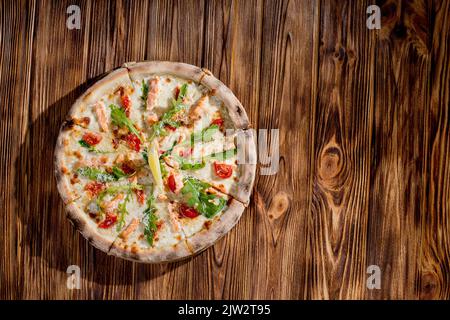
318,146,342,182
267,192,290,221
333,46,346,62
420,272,439,299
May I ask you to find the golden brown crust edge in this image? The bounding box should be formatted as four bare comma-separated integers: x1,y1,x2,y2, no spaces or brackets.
108,239,192,264
124,61,250,130
233,129,257,205
186,199,245,253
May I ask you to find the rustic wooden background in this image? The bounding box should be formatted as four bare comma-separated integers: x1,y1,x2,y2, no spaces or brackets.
1,0,449,300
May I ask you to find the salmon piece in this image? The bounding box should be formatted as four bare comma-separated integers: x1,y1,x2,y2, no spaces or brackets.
103,193,125,215
94,101,108,132
115,153,125,164
146,78,159,110
163,156,179,169
189,95,207,121
173,172,184,194
119,218,139,240
146,112,158,125
157,193,168,201
167,203,181,233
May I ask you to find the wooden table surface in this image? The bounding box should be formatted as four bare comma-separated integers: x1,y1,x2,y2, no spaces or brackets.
1,0,449,300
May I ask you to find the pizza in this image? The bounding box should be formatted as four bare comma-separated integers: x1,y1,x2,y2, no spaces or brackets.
54,61,256,263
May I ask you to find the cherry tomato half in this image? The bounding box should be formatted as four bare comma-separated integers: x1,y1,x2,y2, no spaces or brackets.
84,181,105,197
124,133,141,152
98,214,117,229
179,204,199,218
167,174,177,192
82,132,102,146
211,118,224,127
213,162,233,179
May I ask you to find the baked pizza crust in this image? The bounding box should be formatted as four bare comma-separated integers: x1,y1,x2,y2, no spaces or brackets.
65,202,115,253
108,239,192,264
233,129,257,205
185,199,245,253
55,62,256,263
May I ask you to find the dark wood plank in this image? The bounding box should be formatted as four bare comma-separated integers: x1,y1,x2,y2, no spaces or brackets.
249,0,319,299
11,0,93,299
0,0,36,300
308,0,375,299
366,0,432,299
418,0,450,300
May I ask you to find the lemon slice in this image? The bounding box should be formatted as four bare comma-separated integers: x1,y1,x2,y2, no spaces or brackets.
147,140,163,192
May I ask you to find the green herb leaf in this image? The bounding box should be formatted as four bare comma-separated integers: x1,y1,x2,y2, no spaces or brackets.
203,148,237,162
76,167,117,183
116,191,131,232
112,166,127,179
179,161,206,170
76,166,133,183
109,104,143,142
177,83,188,103
78,139,94,150
142,149,148,162
143,195,158,246
189,124,219,145
181,177,226,218
78,139,113,154
149,84,188,140
160,159,168,178
140,79,149,103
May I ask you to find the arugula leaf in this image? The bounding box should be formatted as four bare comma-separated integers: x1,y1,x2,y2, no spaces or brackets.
160,159,168,178
159,140,178,159
140,79,149,103
109,104,143,142
179,161,206,170
149,84,188,140
181,177,226,218
177,83,188,103
78,140,113,154
203,148,237,162
96,183,143,207
112,166,127,179
78,139,94,150
116,191,131,232
76,166,132,182
76,167,117,183
189,124,219,145
142,149,148,162
143,195,158,246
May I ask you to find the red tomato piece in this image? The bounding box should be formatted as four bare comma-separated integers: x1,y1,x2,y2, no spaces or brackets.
167,174,176,192
174,86,180,100
82,132,102,146
121,163,135,175
84,181,106,197
179,147,193,158
211,118,224,127
179,204,199,218
98,214,117,229
124,133,141,152
213,162,233,179
165,124,177,131
121,94,131,117
134,189,145,205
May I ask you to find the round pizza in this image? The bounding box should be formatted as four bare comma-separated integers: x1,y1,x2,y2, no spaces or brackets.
54,61,256,263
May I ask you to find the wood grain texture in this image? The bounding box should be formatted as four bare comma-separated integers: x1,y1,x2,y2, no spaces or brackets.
0,0,449,299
